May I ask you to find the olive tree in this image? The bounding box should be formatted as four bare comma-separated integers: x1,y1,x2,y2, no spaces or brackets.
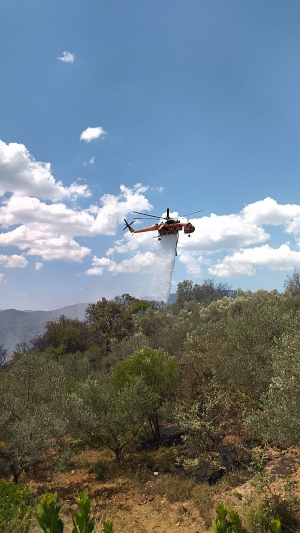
247,328,300,446
86,298,134,353
111,347,180,439
0,353,68,483
80,374,152,461
284,267,300,296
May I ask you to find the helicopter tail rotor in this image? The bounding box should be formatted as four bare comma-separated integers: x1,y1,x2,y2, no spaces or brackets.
123,219,135,232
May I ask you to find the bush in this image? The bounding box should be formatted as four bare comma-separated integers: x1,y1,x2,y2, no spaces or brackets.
246,506,283,533
90,459,110,481
246,505,273,533
212,502,242,533
36,489,105,533
247,456,300,532
0,480,33,533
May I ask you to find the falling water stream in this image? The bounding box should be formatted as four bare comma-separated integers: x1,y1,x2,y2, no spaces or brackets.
147,233,178,303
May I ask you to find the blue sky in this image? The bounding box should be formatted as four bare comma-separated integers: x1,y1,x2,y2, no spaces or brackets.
1,0,300,309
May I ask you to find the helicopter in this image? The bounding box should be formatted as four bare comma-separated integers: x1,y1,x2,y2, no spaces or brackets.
123,208,203,240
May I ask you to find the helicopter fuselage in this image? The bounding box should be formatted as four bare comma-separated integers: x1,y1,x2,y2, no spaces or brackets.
127,220,195,236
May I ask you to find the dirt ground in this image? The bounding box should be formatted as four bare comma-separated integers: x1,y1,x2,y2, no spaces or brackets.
26,447,300,533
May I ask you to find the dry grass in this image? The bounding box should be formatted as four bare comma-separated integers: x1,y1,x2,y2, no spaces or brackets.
145,473,195,503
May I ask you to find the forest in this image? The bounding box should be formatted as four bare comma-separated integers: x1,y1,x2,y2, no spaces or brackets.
1,272,300,532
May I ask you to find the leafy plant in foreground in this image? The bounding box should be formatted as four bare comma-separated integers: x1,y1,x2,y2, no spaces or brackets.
36,490,104,533
36,492,63,533
72,489,95,533
212,502,242,533
102,520,114,533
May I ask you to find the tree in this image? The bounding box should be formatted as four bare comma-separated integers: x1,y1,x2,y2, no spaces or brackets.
193,279,232,305
176,280,194,307
111,348,180,439
113,293,154,313
0,353,68,483
43,315,89,356
181,291,290,402
176,279,232,309
0,344,7,365
80,375,150,461
86,298,134,352
175,386,240,470
247,327,300,446
284,268,300,296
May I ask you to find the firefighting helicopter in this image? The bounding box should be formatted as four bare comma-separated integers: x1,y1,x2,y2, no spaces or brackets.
123,208,203,240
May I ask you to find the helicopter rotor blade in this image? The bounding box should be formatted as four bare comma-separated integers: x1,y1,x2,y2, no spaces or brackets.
180,216,203,220
132,211,162,219
133,217,166,221
180,209,203,217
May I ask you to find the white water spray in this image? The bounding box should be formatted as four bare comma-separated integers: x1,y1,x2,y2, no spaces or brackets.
146,233,178,303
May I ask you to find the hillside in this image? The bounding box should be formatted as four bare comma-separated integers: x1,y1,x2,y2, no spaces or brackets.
0,295,178,354
0,303,89,354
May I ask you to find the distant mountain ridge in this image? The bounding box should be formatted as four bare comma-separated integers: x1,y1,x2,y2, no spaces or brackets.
0,295,178,354
0,303,89,354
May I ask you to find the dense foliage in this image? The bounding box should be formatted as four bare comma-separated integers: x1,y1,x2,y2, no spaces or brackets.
1,277,300,531
0,480,33,532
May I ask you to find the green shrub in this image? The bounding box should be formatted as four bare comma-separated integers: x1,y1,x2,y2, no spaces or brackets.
90,459,110,481
102,521,113,533
248,456,299,532
0,480,33,533
72,489,95,533
36,490,99,533
212,502,242,533
246,505,273,533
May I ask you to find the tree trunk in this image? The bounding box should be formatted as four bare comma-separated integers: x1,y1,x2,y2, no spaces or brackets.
153,415,161,440
149,414,160,440
12,468,19,484
113,445,122,463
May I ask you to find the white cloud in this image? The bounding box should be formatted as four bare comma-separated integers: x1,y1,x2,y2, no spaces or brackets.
0,184,152,263
86,251,158,276
242,197,300,226
208,244,300,277
0,254,28,268
133,183,149,194
178,213,269,253
0,196,95,234
0,140,91,201
0,273,3,282
178,252,202,277
35,262,43,270
83,156,95,167
80,127,106,142
92,256,111,267
86,266,104,276
58,51,74,63
25,235,91,262
90,184,152,235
